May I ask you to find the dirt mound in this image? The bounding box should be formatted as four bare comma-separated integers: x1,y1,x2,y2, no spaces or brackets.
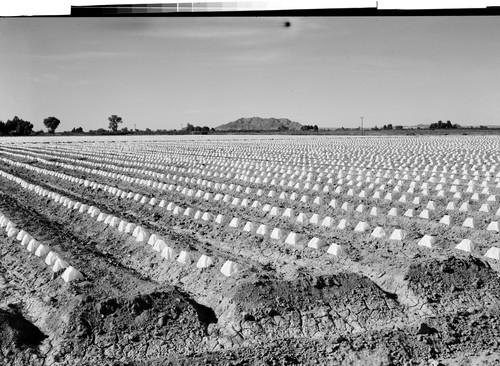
0,309,46,351
58,289,216,364
0,309,46,365
218,273,403,344
405,256,500,310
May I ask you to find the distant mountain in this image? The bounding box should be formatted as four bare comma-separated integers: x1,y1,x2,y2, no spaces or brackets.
216,117,303,131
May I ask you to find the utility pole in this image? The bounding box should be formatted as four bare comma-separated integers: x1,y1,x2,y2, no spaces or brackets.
360,117,364,136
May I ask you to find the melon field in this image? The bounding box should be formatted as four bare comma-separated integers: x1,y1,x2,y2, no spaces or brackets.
1,134,500,365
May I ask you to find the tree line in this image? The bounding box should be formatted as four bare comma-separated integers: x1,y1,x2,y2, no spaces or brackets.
370,121,461,131
0,116,35,136
301,125,319,131
429,120,459,129
183,123,213,133
0,116,61,136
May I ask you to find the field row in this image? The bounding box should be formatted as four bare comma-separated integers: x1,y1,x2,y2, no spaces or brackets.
1,156,499,268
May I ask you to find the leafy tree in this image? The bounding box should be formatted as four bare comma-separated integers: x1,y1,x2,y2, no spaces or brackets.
16,120,34,135
6,119,17,132
313,125,319,131
382,125,387,130
185,123,195,131
108,115,123,132
71,127,83,133
43,116,61,133
202,126,210,132
0,121,7,135
301,125,316,131
430,120,457,130
387,124,393,130
1,116,34,136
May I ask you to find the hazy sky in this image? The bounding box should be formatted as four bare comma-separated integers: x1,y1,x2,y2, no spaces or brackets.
1,16,499,131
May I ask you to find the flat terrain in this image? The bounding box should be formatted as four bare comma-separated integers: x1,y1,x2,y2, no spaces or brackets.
0,135,500,365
